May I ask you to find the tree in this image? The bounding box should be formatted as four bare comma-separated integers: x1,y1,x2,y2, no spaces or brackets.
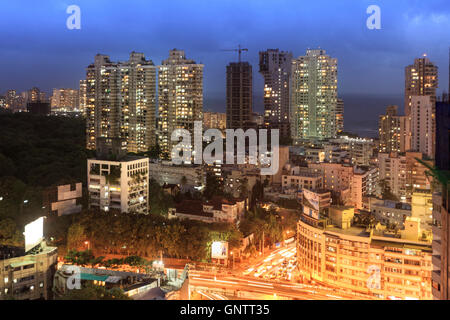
67,223,86,250
0,218,23,246
203,172,222,200
180,176,188,192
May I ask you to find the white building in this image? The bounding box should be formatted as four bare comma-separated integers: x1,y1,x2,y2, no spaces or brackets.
291,49,338,142
87,156,149,214
168,197,245,224
282,166,324,191
410,95,434,158
158,49,203,157
378,152,407,202
85,52,157,152
351,166,378,210
329,136,375,166
148,160,204,192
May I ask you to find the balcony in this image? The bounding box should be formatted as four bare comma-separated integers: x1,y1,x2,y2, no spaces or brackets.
432,270,441,284
432,239,442,253
432,225,441,239
432,255,441,268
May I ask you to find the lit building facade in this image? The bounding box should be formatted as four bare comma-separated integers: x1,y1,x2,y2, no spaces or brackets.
297,211,433,300
282,166,324,191
0,243,57,300
87,155,149,214
79,79,87,114
158,49,203,158
378,105,409,153
410,95,434,158
86,52,157,153
291,49,338,143
259,49,293,139
51,88,79,112
405,56,438,117
336,98,344,134
351,166,378,210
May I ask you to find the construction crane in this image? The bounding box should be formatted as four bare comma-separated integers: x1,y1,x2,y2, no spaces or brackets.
221,44,248,63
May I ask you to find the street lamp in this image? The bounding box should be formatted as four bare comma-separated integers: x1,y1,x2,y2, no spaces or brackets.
230,251,235,269
84,241,90,251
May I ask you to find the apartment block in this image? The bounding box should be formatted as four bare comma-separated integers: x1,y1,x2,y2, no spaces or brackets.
86,52,157,152
158,49,203,157
291,49,338,142
259,49,293,139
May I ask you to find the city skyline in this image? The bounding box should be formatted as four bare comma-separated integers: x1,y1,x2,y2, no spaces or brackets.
1,1,449,112
1,0,450,304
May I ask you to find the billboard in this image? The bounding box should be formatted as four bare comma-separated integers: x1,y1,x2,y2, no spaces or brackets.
303,189,320,211
24,217,44,252
211,241,228,259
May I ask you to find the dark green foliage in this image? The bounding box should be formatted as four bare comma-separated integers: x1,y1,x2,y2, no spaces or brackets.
60,209,242,262
0,113,88,230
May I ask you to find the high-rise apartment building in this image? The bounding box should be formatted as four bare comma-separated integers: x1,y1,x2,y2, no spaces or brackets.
259,49,293,139
158,49,203,158
410,95,434,158
432,101,450,300
435,101,450,171
291,49,338,143
79,79,87,114
51,88,79,112
405,56,438,116
27,87,46,103
336,98,344,134
226,61,254,131
378,105,410,153
85,52,157,153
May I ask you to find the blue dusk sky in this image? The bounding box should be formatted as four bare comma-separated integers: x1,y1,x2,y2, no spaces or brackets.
0,0,449,135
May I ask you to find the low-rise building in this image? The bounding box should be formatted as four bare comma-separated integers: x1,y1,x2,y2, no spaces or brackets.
53,264,158,298
282,166,324,192
411,189,433,230
297,208,432,300
148,160,204,192
367,198,411,228
168,197,245,224
87,156,149,214
309,162,353,192
378,152,407,202
351,166,378,210
0,243,57,300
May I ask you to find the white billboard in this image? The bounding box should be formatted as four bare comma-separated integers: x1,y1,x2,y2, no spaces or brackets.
24,217,44,252
211,241,228,259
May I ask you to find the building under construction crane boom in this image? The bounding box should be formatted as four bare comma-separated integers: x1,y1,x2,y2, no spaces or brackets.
221,44,248,62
